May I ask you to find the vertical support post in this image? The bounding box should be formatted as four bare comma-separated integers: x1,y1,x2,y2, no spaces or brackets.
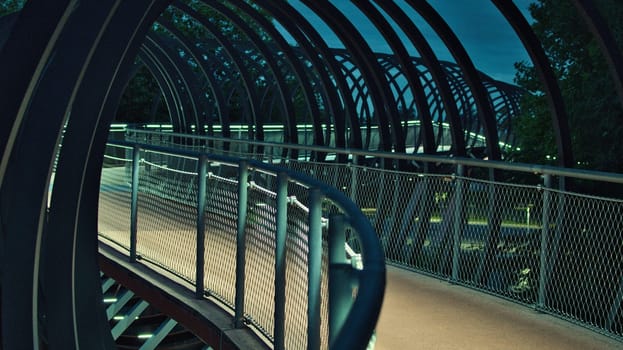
545,176,566,297
196,155,208,299
308,189,323,350
329,214,352,346
537,174,552,309
349,156,358,203
451,164,465,282
234,161,249,327
274,172,288,350
129,145,140,262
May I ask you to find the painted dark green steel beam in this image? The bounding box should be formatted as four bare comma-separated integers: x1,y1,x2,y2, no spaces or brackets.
138,318,178,350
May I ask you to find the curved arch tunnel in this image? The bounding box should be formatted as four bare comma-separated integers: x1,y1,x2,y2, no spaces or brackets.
1,1,622,348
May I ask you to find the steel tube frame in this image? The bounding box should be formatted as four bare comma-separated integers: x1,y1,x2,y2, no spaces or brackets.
254,0,362,151
273,172,288,350
307,189,323,350
132,130,623,185
451,164,465,282
0,1,169,348
227,0,326,157
172,0,264,144
130,145,141,262
106,139,386,350
538,174,552,309
328,214,355,346
234,161,249,327
302,0,404,154
196,155,208,298
154,19,231,138
491,0,574,169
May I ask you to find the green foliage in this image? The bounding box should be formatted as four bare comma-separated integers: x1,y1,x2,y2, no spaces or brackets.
0,0,25,16
115,64,168,123
512,0,623,174
115,0,280,126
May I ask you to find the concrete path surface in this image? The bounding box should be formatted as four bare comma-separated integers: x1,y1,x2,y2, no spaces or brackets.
375,265,622,349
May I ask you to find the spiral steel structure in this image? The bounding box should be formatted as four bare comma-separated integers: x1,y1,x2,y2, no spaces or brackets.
1,1,623,349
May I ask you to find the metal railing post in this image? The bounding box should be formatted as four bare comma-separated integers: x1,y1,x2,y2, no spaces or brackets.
308,189,322,350
196,155,208,299
329,214,352,345
274,172,288,350
234,161,249,327
537,174,552,309
451,164,465,282
349,156,358,203
129,145,140,262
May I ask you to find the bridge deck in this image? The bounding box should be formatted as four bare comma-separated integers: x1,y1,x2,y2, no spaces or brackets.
97,171,622,349
376,265,621,349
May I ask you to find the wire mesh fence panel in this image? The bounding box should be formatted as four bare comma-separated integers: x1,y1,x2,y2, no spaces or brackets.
284,202,310,350
244,183,277,340
104,132,623,341
458,179,542,304
542,190,623,336
291,158,623,338
98,144,133,249
203,171,239,307
97,139,385,348
135,153,198,284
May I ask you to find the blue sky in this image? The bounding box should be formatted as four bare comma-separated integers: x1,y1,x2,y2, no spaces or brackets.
282,0,537,84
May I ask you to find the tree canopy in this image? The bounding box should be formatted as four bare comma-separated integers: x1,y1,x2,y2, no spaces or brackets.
115,0,277,125
0,0,25,16
512,0,623,175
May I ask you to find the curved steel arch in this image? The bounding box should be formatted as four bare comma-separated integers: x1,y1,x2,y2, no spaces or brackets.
573,0,623,107
404,0,502,161
302,0,405,155
353,0,436,155
155,17,231,137
255,0,363,154
200,0,299,150
142,35,198,133
364,1,469,157
136,49,182,129
491,0,573,168
227,0,327,155
0,1,170,348
172,0,264,144
4,1,623,348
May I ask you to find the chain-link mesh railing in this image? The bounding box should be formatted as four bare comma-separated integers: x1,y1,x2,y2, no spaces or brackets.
286,160,623,338
121,129,623,341
285,161,623,340
98,144,133,249
97,140,384,350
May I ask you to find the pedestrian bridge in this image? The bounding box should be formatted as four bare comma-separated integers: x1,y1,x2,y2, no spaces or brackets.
94,133,623,349
3,1,623,349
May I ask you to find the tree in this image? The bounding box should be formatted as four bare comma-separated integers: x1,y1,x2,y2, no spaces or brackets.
0,0,25,16
512,0,623,177
513,1,623,332
115,63,168,124
116,0,280,127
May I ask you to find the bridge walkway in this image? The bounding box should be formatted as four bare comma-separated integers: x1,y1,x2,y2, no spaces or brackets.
375,265,621,349
97,166,622,349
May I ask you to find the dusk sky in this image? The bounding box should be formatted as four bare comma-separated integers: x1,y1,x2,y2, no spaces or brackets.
284,1,537,84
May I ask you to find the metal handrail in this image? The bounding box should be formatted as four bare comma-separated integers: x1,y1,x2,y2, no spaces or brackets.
123,128,623,185
100,139,386,349
116,128,623,342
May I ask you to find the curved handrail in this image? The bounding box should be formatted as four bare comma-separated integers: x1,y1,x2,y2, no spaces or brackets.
98,140,386,349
